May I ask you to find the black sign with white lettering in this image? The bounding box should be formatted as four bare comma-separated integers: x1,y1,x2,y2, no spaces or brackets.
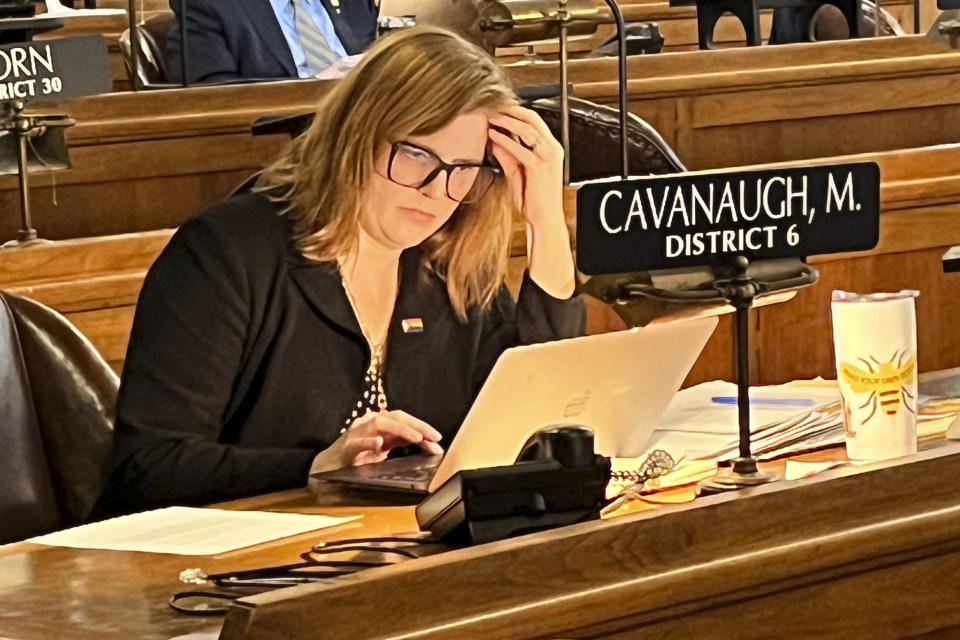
0,36,111,102
575,162,880,274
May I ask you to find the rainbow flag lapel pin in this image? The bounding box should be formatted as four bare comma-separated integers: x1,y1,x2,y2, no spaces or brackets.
401,317,424,334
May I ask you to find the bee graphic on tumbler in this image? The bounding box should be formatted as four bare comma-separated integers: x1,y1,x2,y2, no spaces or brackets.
839,349,917,429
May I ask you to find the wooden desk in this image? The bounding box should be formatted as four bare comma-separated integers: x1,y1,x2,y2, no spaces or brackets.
5,35,960,241
3,440,960,639
0,493,419,640
405,0,918,56
509,35,960,170
630,0,917,49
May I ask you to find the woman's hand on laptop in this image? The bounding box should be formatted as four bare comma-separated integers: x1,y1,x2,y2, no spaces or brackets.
309,410,444,474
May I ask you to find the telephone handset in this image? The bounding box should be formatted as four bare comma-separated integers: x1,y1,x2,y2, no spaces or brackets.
415,426,611,545
515,425,600,467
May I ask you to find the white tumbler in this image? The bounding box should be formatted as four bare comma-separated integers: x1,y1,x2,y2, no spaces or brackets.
831,290,919,461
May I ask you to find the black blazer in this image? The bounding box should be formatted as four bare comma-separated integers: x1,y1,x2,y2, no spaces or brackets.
768,7,816,44
164,0,379,84
96,193,585,515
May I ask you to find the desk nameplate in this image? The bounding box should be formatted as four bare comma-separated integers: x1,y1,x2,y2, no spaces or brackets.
576,163,880,274
0,35,110,102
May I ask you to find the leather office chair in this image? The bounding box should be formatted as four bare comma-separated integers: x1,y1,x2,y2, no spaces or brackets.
809,0,905,39
0,291,118,544
233,96,685,196
531,96,686,178
119,13,175,87
771,0,904,44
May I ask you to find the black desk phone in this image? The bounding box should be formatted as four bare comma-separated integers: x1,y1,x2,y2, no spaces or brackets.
415,426,611,545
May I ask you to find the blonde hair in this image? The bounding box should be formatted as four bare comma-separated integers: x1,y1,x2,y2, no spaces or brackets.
256,27,517,320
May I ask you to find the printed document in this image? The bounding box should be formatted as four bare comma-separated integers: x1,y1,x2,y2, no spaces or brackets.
29,507,359,555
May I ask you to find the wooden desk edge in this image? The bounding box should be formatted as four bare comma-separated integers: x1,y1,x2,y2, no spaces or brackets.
220,440,960,640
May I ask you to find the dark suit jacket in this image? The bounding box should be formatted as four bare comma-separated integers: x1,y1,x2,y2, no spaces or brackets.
164,0,379,84
769,7,819,44
95,193,585,515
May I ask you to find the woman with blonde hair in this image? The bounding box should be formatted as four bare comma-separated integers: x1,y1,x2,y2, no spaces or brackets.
97,26,584,513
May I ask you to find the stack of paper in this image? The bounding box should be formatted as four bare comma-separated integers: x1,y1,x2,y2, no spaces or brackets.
647,380,959,463
645,380,842,461
705,402,845,462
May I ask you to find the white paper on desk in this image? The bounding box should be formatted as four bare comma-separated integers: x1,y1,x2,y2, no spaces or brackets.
647,380,841,460
784,460,845,481
643,429,733,460
42,0,125,15
706,408,844,461
28,507,359,555
656,381,840,435
313,54,363,79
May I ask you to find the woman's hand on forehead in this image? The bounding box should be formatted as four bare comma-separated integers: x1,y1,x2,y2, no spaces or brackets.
487,104,564,229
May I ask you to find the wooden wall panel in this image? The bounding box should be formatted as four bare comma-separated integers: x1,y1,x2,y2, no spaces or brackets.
0,170,256,240
682,103,960,172
0,130,285,240
0,230,171,370
685,314,736,385
67,306,136,369
756,246,960,383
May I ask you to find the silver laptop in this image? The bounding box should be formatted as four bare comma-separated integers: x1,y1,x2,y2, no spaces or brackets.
314,316,718,495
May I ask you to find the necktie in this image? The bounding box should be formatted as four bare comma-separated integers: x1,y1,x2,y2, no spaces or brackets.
292,0,335,75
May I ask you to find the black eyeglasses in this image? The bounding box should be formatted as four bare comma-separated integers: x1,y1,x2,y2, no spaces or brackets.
386,141,501,204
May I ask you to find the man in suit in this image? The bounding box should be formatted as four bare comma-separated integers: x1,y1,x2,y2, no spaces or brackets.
165,0,380,84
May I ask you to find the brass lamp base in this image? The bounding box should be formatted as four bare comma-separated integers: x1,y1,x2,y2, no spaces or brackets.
700,457,777,492
2,230,50,249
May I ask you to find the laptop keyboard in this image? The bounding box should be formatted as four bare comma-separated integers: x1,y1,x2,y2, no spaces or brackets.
382,466,436,482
